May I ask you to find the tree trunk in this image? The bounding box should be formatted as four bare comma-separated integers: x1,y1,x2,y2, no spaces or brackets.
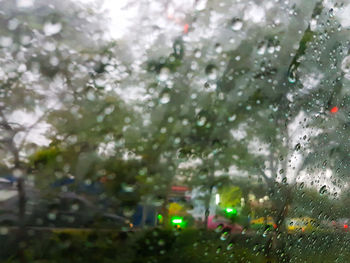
17,177,26,227
203,185,213,230
265,186,292,261
14,168,27,263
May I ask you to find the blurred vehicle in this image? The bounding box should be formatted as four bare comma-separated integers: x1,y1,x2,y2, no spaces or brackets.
86,213,133,230
0,192,132,231
0,177,39,226
207,215,243,234
32,193,133,230
286,217,318,234
331,218,350,233
250,216,277,230
133,205,158,228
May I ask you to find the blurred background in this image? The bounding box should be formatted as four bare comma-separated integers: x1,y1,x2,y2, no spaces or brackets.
1,0,350,262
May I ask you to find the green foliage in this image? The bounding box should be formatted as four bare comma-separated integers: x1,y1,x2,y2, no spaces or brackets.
30,147,60,168
218,186,242,208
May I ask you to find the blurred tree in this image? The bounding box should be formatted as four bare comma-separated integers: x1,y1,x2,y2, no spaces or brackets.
0,0,109,230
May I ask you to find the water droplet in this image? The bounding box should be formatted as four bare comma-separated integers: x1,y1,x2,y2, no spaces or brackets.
322,160,327,168
158,67,170,81
319,185,327,195
215,43,222,53
262,230,268,237
220,231,229,241
197,116,206,127
215,224,223,233
43,22,62,36
228,114,236,122
194,49,201,58
295,143,301,151
257,44,266,55
160,93,170,104
310,19,317,31
288,63,297,83
299,182,304,189
267,46,275,54
231,18,243,31
205,65,217,80
104,105,115,115
95,78,106,87
174,43,182,57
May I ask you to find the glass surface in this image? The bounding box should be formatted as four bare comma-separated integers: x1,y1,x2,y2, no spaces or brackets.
0,0,349,262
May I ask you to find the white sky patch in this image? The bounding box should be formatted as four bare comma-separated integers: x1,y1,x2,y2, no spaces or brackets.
296,169,341,195
248,139,269,156
16,0,34,8
101,0,139,39
8,110,51,147
243,3,265,23
230,125,247,141
94,0,195,40
228,165,248,178
329,2,350,28
178,158,203,170
300,72,323,93
115,85,149,102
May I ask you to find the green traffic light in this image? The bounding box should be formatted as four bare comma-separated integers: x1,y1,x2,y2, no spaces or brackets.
225,208,237,215
172,218,183,224
171,217,183,224
171,216,185,228
157,214,163,224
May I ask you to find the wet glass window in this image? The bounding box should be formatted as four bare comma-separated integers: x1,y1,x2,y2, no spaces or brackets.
0,0,350,262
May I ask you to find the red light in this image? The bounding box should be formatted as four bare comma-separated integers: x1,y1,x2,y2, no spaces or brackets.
330,106,338,114
171,186,189,192
273,224,277,229
100,176,108,183
344,224,348,229
183,24,189,34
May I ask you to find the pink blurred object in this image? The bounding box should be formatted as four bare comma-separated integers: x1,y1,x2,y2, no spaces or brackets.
207,215,243,234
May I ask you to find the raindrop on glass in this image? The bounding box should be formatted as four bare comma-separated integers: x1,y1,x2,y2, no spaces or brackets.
160,93,170,104
231,18,243,31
